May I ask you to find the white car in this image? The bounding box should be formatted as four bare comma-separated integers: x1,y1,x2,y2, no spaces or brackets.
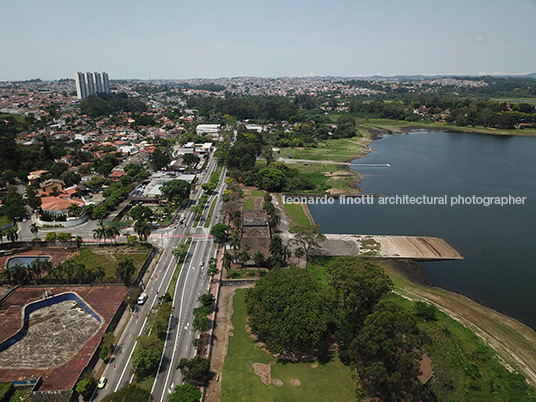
200,261,205,267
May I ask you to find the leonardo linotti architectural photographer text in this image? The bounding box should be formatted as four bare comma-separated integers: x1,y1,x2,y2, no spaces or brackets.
283,194,527,207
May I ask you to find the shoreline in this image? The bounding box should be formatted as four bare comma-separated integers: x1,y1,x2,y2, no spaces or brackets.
379,259,536,388
290,129,536,388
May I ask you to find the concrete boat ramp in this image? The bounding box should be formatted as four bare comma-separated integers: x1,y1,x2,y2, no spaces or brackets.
312,234,463,261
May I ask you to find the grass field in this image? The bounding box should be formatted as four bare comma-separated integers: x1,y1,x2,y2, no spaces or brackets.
278,137,368,163
68,245,151,278
221,289,356,402
243,198,255,211
250,190,266,197
283,203,310,226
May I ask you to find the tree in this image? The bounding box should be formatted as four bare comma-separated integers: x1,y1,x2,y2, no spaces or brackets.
101,384,153,402
207,257,218,277
351,300,424,400
172,242,190,263
75,377,96,401
239,248,250,268
129,205,153,222
289,224,326,261
201,182,217,193
183,153,200,168
68,203,83,218
116,258,136,284
268,235,283,259
222,251,233,273
100,344,109,361
169,384,201,402
2,192,26,220
414,301,438,321
30,223,39,239
177,356,211,386
328,257,393,363
210,223,228,243
269,213,280,232
198,293,215,307
253,251,266,269
134,219,152,241
5,228,18,243
160,179,191,205
25,186,41,210
245,266,332,356
94,265,106,283
132,335,161,379
151,148,170,170
93,225,106,244
294,247,305,266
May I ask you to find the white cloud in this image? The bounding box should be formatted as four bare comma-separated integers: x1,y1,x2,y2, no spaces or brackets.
474,36,484,42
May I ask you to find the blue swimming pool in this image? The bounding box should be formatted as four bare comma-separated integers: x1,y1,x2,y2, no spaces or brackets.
7,256,50,268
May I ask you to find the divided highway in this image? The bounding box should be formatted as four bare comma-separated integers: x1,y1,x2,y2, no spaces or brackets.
92,156,227,401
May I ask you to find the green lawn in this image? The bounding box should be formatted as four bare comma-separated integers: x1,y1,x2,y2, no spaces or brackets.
278,137,368,163
283,203,310,226
221,289,356,402
243,198,255,211
250,190,266,197
66,245,151,278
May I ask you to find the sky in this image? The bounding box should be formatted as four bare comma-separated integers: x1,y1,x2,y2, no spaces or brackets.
1,0,535,81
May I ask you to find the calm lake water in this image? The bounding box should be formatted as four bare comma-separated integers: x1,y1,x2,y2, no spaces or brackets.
309,131,536,329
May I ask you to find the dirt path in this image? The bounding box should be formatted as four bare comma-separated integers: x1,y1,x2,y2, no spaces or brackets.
205,284,254,402
380,260,536,388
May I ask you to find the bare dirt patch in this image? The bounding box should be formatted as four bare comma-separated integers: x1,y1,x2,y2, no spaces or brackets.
252,362,271,385
272,378,284,387
291,378,301,386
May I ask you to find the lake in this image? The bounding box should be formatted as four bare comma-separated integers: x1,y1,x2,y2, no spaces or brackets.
309,130,536,329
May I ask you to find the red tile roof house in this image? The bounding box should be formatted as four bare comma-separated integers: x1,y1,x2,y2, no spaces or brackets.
40,197,85,217
108,170,126,181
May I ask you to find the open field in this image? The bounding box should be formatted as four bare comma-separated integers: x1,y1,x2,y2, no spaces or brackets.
67,245,151,278
221,289,356,402
282,203,310,227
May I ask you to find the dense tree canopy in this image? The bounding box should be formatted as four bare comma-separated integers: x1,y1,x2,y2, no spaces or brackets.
245,266,332,356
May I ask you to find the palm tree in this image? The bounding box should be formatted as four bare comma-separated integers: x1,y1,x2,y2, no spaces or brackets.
116,258,136,284
105,226,121,244
253,251,266,270
30,223,39,239
269,235,283,259
29,258,45,283
134,219,152,242
10,264,28,285
68,203,83,218
222,251,233,273
93,225,105,244
239,249,250,268
6,228,18,243
94,265,106,283
294,247,305,266
269,214,281,233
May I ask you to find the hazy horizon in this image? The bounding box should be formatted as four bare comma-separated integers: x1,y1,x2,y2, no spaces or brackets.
2,0,535,81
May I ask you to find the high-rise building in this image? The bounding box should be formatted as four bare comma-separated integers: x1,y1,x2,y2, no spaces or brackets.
75,72,110,99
